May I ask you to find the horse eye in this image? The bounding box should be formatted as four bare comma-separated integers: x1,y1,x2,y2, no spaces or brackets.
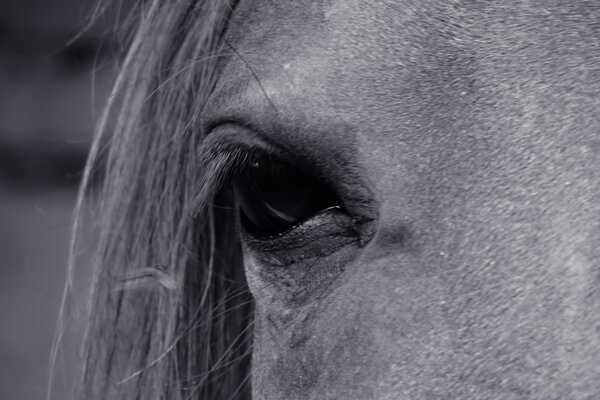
232,154,340,237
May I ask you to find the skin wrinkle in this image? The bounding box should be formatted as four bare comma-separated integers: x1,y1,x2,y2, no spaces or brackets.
209,1,600,399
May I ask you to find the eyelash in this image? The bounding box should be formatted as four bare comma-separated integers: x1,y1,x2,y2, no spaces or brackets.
189,130,378,280
190,138,347,248
192,123,377,249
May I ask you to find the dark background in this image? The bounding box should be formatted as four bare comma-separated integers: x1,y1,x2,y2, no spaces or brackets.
0,1,124,398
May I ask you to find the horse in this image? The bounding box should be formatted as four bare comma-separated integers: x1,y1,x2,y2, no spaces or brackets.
53,0,600,399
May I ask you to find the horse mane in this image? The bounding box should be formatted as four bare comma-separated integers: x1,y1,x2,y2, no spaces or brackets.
50,0,253,399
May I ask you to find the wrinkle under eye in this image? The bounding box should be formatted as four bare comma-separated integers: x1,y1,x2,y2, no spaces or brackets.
232,152,341,237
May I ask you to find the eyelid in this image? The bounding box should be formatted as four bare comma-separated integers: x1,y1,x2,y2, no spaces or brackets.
190,124,295,217
241,207,362,265
194,123,330,196
194,123,378,234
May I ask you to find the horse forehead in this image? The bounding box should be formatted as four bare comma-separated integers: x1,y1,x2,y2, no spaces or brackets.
225,0,600,117
226,1,597,67
227,0,437,79
222,0,448,140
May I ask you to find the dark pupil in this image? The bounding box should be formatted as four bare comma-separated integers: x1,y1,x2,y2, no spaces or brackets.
232,154,339,236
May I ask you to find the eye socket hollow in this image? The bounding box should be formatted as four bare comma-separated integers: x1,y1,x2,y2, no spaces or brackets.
232,153,341,237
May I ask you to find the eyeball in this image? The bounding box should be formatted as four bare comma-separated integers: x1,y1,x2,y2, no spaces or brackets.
233,153,341,237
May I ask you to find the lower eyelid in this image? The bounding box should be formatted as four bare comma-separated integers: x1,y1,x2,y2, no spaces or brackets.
240,208,364,266
242,218,365,305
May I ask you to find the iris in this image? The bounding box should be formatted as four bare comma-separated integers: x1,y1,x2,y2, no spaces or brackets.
233,153,340,237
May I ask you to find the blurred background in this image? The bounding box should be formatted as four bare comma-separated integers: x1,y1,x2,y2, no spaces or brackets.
0,0,125,398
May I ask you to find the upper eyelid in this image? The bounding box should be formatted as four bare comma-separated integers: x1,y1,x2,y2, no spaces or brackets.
194,122,378,227
190,124,287,217
199,122,320,184
204,123,345,196
201,123,283,162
